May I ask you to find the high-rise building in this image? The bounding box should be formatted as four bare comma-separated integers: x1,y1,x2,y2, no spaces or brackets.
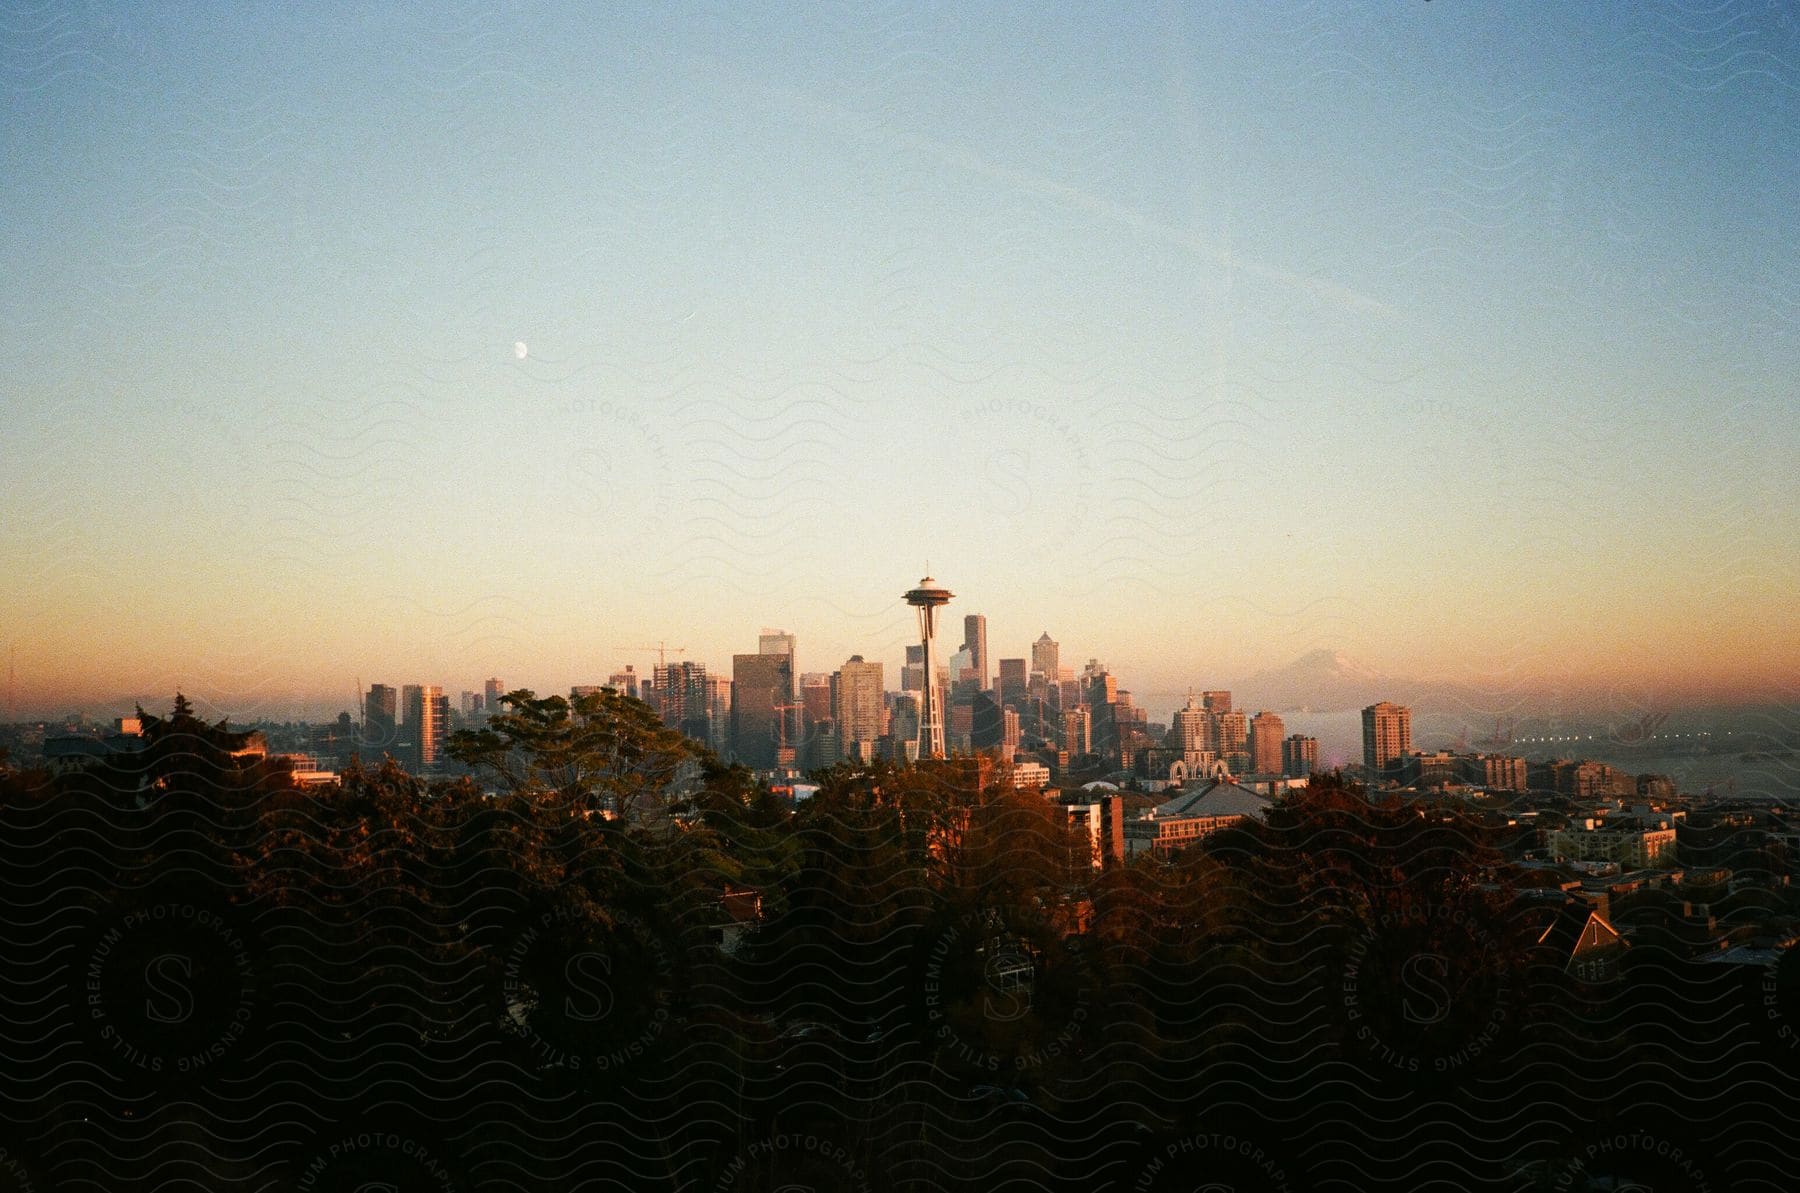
703,674,733,755
400,684,424,767
459,690,480,720
364,684,397,751
1085,671,1118,761
1170,693,1210,758
970,690,1002,752
758,629,797,701
1202,690,1232,714
962,614,988,694
1249,710,1285,775
889,692,920,758
948,696,974,754
1282,734,1319,777
1002,707,1021,760
732,653,792,769
800,672,833,731
1031,632,1059,684
997,658,1027,707
832,655,885,754
1061,706,1091,757
1362,702,1413,777
901,644,925,694
656,661,711,742
483,677,505,716
1216,709,1248,753
947,644,977,696
1215,709,1250,774
418,686,448,771
804,720,842,770
607,665,641,700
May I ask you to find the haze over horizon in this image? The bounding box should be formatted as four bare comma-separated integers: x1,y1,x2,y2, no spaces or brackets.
4,4,1796,720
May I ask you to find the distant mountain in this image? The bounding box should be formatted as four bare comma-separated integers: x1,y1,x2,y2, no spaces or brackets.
1234,649,1398,714
1235,649,1557,729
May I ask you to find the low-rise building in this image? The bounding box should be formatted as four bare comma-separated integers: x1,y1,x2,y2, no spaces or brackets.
1549,813,1679,867
1403,749,1460,788
1125,779,1272,858
1462,753,1528,792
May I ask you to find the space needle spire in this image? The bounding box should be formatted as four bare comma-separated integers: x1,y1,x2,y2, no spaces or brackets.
903,574,954,760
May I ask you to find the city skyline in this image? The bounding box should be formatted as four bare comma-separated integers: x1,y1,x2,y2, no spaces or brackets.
5,7,1799,1190
4,5,1797,719
7,616,1793,729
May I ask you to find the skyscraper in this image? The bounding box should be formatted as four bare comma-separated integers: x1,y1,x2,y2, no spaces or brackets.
970,689,1002,752
962,613,988,694
889,692,920,755
703,673,733,755
1283,734,1319,777
364,683,397,751
484,677,505,716
1061,706,1091,757
418,685,448,771
656,661,711,742
832,655,885,755
1249,710,1285,775
758,629,797,700
400,684,423,768
1216,709,1248,752
732,652,792,769
1031,632,1059,683
1216,709,1250,774
947,645,981,703
948,695,974,754
800,672,833,730
997,658,1027,707
1170,693,1212,759
902,644,925,693
1362,702,1413,777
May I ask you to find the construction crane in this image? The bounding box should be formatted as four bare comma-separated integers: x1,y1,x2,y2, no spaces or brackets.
612,642,688,670
769,700,804,762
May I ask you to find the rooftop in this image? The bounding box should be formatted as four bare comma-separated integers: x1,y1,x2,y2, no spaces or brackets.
1149,779,1273,822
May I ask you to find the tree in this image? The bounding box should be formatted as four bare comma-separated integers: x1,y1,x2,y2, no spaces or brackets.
447,688,699,825
120,691,288,802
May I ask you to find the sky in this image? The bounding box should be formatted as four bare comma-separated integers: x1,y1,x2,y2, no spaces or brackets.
2,2,1797,724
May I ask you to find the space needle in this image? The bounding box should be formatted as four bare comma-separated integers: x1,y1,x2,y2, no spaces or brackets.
903,574,953,760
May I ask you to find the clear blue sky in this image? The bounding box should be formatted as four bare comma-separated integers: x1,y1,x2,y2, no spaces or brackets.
3,2,1796,720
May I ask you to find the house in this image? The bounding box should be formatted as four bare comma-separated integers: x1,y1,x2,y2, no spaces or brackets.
710,887,763,956
1535,899,1629,983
